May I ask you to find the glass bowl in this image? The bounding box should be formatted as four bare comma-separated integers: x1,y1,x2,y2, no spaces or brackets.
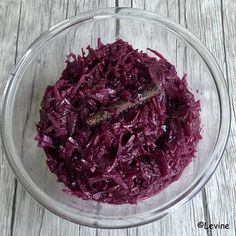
0,8,230,228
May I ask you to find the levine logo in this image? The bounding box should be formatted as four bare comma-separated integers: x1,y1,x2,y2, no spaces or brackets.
197,221,230,230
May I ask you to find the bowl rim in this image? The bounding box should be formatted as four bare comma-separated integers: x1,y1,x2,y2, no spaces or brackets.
0,7,231,229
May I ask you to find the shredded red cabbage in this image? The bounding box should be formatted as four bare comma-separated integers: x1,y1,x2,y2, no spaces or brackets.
35,39,201,204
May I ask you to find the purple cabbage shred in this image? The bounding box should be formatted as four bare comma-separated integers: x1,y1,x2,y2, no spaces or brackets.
35,39,201,204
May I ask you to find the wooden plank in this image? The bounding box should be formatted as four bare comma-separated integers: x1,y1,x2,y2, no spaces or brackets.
10,1,70,236
116,1,207,236
117,0,130,7
9,1,121,236
181,0,235,235
0,2,23,236
201,0,236,235
74,2,128,236
129,1,208,236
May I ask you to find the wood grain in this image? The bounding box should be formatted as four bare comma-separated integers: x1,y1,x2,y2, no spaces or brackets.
0,0,235,236
9,1,69,235
0,2,23,236
202,0,236,235
120,1,207,236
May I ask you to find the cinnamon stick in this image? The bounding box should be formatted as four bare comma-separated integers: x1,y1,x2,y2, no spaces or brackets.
86,85,159,127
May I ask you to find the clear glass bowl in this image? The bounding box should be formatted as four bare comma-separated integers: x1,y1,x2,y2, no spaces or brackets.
0,8,230,228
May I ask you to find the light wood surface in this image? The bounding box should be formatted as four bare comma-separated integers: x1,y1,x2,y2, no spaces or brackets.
0,0,235,235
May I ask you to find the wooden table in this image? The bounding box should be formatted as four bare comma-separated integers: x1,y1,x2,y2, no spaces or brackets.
0,0,235,235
